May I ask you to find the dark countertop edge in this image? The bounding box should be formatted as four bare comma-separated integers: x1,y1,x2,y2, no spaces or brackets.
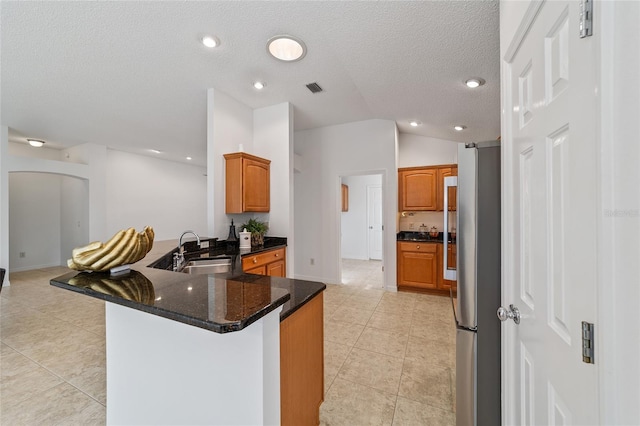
279,281,326,321
396,231,455,244
238,243,287,257
50,276,291,334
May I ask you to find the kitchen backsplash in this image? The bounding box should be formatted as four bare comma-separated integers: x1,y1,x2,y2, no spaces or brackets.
398,211,457,232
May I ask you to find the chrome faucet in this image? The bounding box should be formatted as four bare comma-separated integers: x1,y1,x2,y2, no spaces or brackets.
173,231,201,271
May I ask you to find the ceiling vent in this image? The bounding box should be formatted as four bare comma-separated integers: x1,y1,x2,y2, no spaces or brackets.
306,82,323,94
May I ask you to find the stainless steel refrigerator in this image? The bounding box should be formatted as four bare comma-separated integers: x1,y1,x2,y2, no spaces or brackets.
443,141,501,426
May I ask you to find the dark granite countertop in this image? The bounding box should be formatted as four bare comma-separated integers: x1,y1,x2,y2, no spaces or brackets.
397,231,456,243
50,237,325,333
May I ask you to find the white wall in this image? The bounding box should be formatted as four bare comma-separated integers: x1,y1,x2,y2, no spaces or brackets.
207,90,294,274
0,128,8,284
397,133,459,167
208,88,254,239
7,143,64,270
340,174,382,260
8,172,62,271
105,149,207,241
253,102,294,275
6,141,91,272
2,137,207,274
596,2,640,423
60,175,89,266
294,119,398,290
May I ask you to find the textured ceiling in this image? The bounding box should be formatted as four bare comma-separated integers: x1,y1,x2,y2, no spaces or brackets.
1,1,500,166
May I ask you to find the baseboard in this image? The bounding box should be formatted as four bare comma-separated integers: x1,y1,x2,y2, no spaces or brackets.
291,273,326,283
9,262,62,273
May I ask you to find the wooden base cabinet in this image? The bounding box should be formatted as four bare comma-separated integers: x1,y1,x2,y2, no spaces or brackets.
241,247,286,277
280,293,324,426
397,241,457,295
397,242,438,290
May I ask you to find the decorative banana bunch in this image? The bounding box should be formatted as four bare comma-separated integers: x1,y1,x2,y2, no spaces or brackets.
68,270,155,304
67,226,155,272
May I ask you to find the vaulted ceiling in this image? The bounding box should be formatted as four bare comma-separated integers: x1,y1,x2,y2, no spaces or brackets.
2,1,500,166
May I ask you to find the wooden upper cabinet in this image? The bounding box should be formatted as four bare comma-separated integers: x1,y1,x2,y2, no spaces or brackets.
437,166,458,211
341,184,349,212
398,167,437,211
224,152,270,213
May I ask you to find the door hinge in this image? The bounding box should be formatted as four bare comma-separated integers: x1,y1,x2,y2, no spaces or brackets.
579,0,593,38
582,321,595,364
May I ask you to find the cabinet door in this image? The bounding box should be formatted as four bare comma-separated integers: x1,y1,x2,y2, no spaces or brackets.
341,184,349,212
266,260,286,277
397,245,438,289
437,166,457,211
243,158,270,212
244,264,266,275
399,168,437,211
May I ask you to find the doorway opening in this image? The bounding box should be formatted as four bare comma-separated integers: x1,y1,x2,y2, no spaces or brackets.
9,171,89,272
339,173,383,289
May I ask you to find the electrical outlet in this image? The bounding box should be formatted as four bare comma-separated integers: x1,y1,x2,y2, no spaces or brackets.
19,252,25,258
200,240,209,249
310,258,315,266
408,222,415,230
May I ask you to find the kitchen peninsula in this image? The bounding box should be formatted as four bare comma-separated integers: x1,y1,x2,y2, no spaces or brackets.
50,238,325,426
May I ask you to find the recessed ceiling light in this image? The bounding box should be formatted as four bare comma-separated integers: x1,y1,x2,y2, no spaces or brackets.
27,139,45,147
186,156,192,161
253,81,265,90
409,121,421,127
202,36,219,48
454,125,467,131
267,35,307,62
465,78,485,88
149,149,162,154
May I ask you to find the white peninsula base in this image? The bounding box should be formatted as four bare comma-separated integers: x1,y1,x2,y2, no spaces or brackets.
105,302,282,425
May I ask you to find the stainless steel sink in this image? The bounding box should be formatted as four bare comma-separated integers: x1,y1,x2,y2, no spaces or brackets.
180,257,232,275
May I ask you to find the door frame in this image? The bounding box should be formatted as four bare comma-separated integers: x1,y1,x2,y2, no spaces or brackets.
500,1,640,423
337,171,385,288
366,184,383,261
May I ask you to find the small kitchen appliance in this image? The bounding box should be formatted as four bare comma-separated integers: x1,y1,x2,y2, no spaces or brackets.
239,229,251,249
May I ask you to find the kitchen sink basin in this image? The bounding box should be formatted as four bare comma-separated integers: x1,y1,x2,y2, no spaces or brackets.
180,257,232,275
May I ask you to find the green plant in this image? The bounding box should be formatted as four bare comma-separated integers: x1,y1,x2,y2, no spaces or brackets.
240,218,268,235
241,218,268,247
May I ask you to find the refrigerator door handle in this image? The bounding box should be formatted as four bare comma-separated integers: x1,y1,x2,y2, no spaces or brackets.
443,176,457,281
450,287,459,326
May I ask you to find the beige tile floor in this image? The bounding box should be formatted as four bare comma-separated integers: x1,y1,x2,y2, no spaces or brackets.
322,283,456,426
1,266,106,425
0,266,455,425
341,258,384,289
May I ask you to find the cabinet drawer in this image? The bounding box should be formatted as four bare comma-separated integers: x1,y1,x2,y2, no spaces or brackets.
242,247,286,271
397,241,438,253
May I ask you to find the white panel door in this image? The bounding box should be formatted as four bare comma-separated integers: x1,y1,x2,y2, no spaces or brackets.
367,185,383,260
501,1,598,425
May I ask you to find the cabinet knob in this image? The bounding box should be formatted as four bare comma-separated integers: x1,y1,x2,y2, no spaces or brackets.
416,245,420,249
275,253,279,257
253,258,258,263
